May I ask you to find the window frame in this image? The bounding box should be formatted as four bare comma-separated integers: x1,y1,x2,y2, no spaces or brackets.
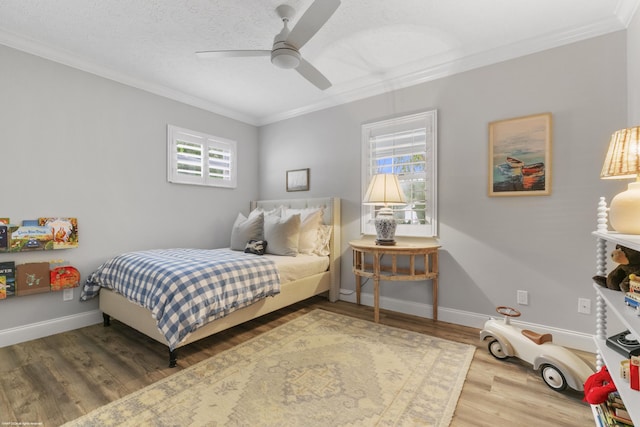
361,110,438,238
167,125,237,189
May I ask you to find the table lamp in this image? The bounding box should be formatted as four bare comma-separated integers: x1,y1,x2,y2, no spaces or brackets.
363,174,407,245
601,126,640,234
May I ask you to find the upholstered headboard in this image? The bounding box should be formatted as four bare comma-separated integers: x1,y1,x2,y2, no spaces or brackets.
249,197,341,302
250,197,335,225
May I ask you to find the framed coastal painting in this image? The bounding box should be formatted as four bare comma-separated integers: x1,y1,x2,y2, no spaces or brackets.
286,168,309,192
488,113,552,197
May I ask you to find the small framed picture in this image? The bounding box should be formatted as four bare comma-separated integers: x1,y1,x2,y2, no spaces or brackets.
286,168,309,192
488,113,552,197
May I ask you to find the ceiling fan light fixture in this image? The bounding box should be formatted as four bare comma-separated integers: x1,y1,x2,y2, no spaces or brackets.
271,47,301,69
197,0,339,89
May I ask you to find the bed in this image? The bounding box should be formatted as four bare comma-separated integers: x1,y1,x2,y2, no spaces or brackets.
83,197,340,367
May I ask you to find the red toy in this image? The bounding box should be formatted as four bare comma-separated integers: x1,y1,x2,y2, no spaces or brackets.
583,366,617,404
631,353,640,391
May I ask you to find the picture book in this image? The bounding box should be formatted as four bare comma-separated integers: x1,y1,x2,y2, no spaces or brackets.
0,225,6,250
0,261,16,297
9,225,54,251
16,262,50,296
50,266,80,291
38,218,78,249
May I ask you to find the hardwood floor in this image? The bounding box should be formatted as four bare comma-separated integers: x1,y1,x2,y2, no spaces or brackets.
0,297,595,426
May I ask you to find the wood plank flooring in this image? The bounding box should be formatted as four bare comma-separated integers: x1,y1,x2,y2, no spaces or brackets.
0,297,595,426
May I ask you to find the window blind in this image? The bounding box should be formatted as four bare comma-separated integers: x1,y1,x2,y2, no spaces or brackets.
168,125,237,188
361,110,437,237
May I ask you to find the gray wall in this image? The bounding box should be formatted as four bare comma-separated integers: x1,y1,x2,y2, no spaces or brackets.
0,26,634,344
258,32,628,335
0,45,259,332
629,7,640,124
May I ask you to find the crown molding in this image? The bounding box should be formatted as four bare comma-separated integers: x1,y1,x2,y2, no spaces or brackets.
615,0,640,27
257,16,627,125
0,29,260,126
0,13,631,128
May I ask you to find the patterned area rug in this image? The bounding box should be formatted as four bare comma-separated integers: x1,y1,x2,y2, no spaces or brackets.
65,310,475,426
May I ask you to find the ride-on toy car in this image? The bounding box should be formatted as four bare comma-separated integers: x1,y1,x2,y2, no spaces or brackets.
480,306,594,391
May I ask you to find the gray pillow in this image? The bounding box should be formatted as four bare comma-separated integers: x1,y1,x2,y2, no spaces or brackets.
230,212,264,251
264,213,301,256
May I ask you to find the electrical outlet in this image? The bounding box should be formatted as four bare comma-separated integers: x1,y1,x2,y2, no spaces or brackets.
578,298,591,314
517,290,528,305
63,288,74,302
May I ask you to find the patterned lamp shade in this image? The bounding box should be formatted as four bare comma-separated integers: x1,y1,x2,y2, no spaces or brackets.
601,126,640,179
601,126,640,234
363,174,407,245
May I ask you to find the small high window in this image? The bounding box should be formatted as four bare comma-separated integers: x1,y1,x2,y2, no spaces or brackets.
167,125,237,188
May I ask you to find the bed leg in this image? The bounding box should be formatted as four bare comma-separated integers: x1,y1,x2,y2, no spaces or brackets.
102,313,111,327
169,349,177,368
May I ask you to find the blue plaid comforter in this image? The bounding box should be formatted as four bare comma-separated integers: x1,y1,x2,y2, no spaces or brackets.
81,248,280,350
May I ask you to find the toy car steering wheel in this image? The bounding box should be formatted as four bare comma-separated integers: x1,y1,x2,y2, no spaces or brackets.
496,306,521,317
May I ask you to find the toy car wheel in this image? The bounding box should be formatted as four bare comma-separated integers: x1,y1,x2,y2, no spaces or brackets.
540,364,567,391
487,339,508,359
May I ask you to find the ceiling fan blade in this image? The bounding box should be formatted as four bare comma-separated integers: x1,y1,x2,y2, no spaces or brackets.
296,58,331,90
196,50,270,59
287,0,340,49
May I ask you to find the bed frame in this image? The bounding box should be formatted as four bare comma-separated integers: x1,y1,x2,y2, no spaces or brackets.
100,197,341,367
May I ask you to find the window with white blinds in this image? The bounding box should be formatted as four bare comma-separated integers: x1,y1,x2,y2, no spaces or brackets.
361,110,437,237
167,125,237,188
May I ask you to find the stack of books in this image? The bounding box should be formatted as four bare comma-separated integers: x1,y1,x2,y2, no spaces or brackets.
595,392,634,427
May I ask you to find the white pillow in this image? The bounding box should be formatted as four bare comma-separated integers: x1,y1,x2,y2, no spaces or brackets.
313,225,333,256
250,205,283,219
230,212,264,251
285,208,324,254
264,213,301,256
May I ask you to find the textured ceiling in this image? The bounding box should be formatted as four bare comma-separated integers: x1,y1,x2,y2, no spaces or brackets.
0,0,637,125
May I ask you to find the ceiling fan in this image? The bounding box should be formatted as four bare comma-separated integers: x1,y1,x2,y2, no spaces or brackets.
196,0,340,90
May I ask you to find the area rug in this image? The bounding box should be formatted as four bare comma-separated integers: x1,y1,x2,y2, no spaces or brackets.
64,310,475,426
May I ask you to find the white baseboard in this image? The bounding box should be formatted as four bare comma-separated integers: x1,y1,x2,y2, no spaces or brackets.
2,296,596,354
0,310,103,348
339,290,595,353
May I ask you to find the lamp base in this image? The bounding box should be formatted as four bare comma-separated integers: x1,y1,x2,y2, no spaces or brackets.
374,207,398,245
375,239,397,246
610,181,640,234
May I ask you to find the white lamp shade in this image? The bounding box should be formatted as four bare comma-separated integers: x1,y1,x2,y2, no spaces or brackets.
363,174,407,205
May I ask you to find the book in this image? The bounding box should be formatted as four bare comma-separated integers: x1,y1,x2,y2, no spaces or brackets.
616,408,631,420
9,225,53,251
0,225,7,250
607,392,625,406
0,261,16,297
15,262,50,296
38,217,78,249
595,405,606,427
601,392,634,427
600,403,634,426
50,266,80,291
